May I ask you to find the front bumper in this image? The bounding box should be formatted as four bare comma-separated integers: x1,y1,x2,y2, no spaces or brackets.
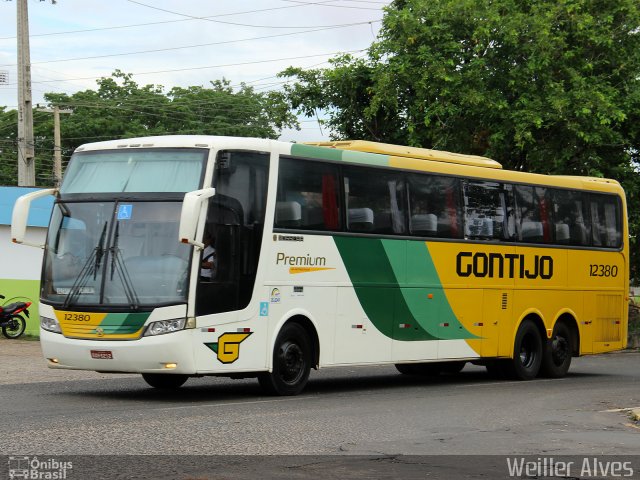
40,328,197,374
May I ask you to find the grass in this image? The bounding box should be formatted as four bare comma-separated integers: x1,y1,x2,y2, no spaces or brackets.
629,304,640,336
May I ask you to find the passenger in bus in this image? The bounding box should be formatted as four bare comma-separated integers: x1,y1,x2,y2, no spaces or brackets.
200,232,217,282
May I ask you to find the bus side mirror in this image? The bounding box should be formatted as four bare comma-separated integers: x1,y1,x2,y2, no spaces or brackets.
179,188,216,248
11,188,57,248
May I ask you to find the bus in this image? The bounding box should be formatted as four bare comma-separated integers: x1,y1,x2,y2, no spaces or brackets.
11,136,629,395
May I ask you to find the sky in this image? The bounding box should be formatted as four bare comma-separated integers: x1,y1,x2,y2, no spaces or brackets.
0,0,389,142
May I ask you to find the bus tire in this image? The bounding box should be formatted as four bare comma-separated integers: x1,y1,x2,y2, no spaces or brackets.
142,373,188,389
506,319,543,380
540,322,572,378
258,323,311,396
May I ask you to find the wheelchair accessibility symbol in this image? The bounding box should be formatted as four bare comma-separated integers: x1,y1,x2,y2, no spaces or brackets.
117,204,133,220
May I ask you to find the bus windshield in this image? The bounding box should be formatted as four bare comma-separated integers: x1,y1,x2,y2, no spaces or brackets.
42,201,191,308
60,148,207,194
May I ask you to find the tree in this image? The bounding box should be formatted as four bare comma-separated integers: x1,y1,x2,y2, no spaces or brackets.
45,70,297,144
0,107,18,185
282,0,640,282
0,70,298,187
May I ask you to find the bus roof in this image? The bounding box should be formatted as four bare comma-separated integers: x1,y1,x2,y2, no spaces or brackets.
70,135,622,195
551,175,621,187
304,140,503,169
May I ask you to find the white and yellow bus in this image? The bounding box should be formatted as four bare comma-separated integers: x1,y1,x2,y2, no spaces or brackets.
12,136,629,395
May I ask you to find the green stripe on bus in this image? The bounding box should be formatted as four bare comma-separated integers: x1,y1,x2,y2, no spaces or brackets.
98,312,150,334
333,236,437,341
291,144,344,162
291,144,390,167
383,239,477,340
334,236,477,341
342,150,389,166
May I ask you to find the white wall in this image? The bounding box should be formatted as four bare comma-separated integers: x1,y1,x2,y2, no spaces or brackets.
0,225,47,281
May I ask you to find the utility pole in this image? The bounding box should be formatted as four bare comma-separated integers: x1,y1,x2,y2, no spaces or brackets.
17,0,34,186
37,105,72,187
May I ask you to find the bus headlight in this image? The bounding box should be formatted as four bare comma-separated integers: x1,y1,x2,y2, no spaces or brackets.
41,316,62,334
144,318,186,336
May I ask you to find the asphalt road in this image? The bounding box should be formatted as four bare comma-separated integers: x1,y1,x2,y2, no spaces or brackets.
1,338,639,479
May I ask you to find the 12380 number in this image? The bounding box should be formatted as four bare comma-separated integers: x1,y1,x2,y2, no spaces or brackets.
64,313,92,322
589,264,618,277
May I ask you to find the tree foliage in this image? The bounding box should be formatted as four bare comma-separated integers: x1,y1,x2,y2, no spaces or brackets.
0,70,297,186
282,0,640,282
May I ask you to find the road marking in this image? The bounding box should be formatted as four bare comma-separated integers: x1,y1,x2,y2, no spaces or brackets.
600,407,640,413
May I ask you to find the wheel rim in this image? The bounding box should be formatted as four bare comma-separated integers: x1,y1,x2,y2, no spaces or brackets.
277,340,305,385
519,334,538,369
5,318,24,338
550,335,569,366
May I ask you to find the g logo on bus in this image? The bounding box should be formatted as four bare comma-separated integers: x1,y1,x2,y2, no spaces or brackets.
205,332,252,364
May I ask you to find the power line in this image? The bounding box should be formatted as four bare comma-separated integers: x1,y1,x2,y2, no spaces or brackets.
0,21,378,67
2,49,367,86
0,0,386,40
0,94,302,136
280,0,385,10
125,0,380,29
0,49,369,124
0,49,366,114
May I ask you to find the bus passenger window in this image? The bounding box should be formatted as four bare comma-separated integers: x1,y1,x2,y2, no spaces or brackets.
590,194,621,248
343,167,406,235
550,189,591,246
515,185,552,244
408,175,462,238
463,180,508,241
276,157,341,231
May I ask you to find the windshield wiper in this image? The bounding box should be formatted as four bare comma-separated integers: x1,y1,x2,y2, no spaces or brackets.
109,221,140,310
94,222,107,279
62,222,107,309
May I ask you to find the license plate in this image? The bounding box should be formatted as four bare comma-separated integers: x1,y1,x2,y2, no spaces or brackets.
90,350,113,359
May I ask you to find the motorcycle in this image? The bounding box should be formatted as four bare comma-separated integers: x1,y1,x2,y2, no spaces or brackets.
0,294,31,339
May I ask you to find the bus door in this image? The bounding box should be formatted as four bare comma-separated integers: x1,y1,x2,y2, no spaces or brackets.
193,151,270,372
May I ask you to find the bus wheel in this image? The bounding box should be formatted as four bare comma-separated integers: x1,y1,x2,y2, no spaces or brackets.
506,319,542,380
142,373,189,389
259,323,311,396
540,322,572,378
